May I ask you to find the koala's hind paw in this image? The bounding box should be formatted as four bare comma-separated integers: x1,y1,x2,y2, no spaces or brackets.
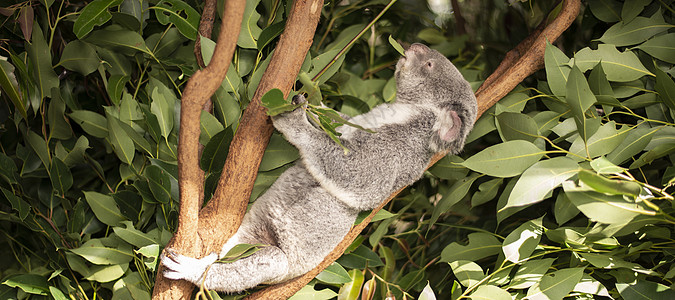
291,94,307,105
160,248,217,284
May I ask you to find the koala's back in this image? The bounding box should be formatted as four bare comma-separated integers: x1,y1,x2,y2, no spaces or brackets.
240,164,359,282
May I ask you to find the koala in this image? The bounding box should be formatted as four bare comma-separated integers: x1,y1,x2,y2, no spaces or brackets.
160,43,477,293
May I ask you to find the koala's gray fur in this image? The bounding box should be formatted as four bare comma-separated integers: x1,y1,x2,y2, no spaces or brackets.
161,43,477,293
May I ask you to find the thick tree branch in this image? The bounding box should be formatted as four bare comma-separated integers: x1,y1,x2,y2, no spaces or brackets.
152,0,246,299
247,0,580,298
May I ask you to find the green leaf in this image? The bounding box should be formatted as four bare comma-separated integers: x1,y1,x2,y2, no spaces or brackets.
545,40,571,97
316,262,351,284
388,35,406,57
502,217,544,263
261,88,298,116
526,268,584,300
621,0,651,23
26,21,59,101
48,90,72,140
471,178,502,207
635,33,675,64
257,21,286,51
218,243,267,263
429,155,468,180
70,239,134,265
83,191,126,226
579,253,656,275
113,115,153,156
587,0,622,23
504,157,579,211
58,40,99,75
199,111,224,146
73,0,123,39
86,27,150,54
430,173,480,227
107,114,135,164
200,128,233,173
606,123,659,164
616,281,675,300
572,45,653,82
153,0,200,40
107,75,130,105
86,264,128,283
49,157,72,195
1,187,30,220
2,274,48,295
419,282,438,300
336,245,384,269
578,170,641,196
289,283,338,300
598,13,672,46
0,56,27,119
590,156,625,174
237,0,263,49
496,112,540,143
25,130,50,168
337,269,364,300
440,232,501,263
508,258,556,289
113,221,157,248
461,140,546,178
563,181,654,224
654,64,675,110
469,285,511,300
553,193,580,225
150,87,174,139
449,260,484,288
566,64,597,142
145,165,172,203
69,110,109,138
213,87,241,127
568,121,630,161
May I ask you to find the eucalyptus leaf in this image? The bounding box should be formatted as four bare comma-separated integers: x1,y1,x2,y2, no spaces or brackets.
73,0,123,39
461,140,546,178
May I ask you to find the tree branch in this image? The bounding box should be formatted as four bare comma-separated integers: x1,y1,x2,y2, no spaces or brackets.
246,0,580,298
195,0,218,69
152,0,246,298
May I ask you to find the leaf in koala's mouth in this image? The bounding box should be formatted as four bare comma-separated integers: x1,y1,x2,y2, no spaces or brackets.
389,35,406,57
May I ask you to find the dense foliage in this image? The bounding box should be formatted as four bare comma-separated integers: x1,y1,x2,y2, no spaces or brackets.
0,0,673,299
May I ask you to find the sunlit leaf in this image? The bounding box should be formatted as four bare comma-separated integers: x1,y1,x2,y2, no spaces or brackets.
461,140,545,177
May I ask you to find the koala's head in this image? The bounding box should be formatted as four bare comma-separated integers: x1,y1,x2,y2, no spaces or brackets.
394,43,477,148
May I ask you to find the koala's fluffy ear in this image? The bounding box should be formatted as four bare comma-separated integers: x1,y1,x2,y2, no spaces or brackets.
438,110,462,142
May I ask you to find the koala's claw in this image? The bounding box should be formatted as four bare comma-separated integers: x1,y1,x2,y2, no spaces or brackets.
160,248,218,283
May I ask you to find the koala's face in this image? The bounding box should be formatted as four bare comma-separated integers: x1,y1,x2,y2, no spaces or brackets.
394,43,465,103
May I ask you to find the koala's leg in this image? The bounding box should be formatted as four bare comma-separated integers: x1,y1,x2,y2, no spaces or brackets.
161,245,289,293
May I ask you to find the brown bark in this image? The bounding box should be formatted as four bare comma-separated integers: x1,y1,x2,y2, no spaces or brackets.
195,0,218,69
247,0,580,298
152,0,246,298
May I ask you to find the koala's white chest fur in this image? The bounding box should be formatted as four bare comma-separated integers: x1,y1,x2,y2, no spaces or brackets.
337,103,418,138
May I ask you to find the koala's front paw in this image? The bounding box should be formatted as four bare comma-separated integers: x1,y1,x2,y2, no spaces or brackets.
291,94,307,106
161,248,218,284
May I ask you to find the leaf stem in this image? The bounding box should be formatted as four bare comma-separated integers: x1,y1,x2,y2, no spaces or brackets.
311,0,398,82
